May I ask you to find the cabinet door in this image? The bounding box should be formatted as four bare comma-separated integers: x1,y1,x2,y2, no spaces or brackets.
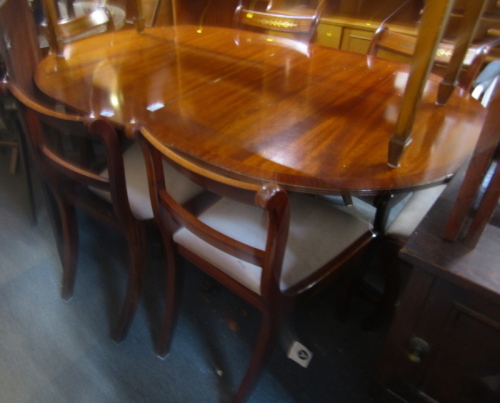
414,281,500,403
340,28,373,53
387,275,500,403
315,22,342,48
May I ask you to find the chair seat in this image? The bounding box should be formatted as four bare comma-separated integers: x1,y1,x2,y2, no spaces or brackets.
174,193,373,294
386,184,447,240
93,143,204,220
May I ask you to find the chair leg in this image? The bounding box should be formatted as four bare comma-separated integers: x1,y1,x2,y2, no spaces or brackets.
112,224,147,343
9,144,18,174
17,123,37,225
157,247,183,359
56,198,79,301
3,111,37,224
232,311,283,403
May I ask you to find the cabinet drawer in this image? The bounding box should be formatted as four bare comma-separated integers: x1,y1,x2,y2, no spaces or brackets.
315,22,342,49
340,28,374,54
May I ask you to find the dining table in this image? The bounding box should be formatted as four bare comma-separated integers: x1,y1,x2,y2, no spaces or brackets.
34,24,486,228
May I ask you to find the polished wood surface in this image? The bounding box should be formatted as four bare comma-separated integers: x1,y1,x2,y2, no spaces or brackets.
35,25,486,195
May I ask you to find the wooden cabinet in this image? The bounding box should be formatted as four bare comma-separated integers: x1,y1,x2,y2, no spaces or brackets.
316,16,418,54
161,0,423,52
376,167,500,403
316,0,422,53
315,19,342,49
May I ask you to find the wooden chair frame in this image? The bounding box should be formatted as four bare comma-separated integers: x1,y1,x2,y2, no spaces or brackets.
233,0,325,45
40,0,145,56
138,125,374,403
367,24,491,93
5,82,149,343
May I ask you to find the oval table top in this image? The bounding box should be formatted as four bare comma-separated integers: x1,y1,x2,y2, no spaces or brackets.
35,25,486,196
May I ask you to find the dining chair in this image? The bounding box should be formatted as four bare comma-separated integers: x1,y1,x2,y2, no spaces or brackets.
40,0,145,56
444,75,500,247
137,125,374,403
40,0,115,56
367,24,491,93
0,88,19,176
0,89,37,224
233,0,325,45
1,82,148,342
0,0,44,224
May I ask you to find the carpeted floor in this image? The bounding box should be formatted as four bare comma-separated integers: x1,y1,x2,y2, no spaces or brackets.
0,150,390,403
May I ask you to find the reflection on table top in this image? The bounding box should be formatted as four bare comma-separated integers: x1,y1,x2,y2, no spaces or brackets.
35,25,486,195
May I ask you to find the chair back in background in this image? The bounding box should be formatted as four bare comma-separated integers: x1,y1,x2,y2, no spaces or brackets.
7,83,151,343
367,25,490,93
40,0,145,56
0,0,42,96
234,0,325,46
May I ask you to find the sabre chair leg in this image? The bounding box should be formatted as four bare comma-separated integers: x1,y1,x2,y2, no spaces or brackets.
156,249,184,359
57,199,79,302
18,135,37,225
232,310,283,403
113,225,147,343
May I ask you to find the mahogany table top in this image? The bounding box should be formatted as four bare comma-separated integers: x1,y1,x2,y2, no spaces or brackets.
35,25,486,195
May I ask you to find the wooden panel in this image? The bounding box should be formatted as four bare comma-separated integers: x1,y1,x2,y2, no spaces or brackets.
421,287,500,403
340,27,373,53
315,21,342,48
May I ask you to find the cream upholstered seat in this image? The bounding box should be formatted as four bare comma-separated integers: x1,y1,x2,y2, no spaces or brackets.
93,142,203,220
385,184,447,240
174,192,372,296
138,124,374,403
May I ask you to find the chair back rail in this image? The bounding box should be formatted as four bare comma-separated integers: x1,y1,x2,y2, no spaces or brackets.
368,25,491,93
10,85,135,221
0,0,42,96
139,125,289,276
57,7,115,39
234,0,324,44
40,0,145,56
444,77,500,244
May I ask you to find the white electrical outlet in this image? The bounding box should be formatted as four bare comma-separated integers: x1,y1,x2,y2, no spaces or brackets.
287,341,313,368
